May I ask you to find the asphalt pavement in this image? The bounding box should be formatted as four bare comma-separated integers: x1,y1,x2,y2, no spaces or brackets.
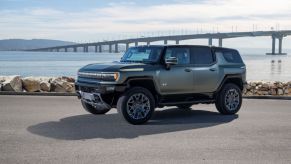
0,95,291,163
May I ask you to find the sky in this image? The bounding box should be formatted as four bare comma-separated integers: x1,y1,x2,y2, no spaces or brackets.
1,0,291,49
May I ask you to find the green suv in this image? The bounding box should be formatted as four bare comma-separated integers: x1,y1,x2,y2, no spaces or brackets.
75,45,246,124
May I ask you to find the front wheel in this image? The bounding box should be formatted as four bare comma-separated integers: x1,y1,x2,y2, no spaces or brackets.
215,83,242,115
81,100,111,115
117,87,155,125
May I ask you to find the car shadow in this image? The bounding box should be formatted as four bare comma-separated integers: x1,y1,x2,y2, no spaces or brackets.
27,108,238,140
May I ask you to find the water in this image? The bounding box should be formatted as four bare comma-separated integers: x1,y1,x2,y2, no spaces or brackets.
0,51,291,82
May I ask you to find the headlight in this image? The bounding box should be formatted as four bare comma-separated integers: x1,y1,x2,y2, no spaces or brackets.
78,72,119,81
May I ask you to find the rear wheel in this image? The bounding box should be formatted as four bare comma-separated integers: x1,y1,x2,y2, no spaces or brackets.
81,100,111,115
117,87,155,125
215,83,242,115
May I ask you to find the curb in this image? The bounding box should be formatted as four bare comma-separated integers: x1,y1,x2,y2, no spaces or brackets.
0,91,77,96
0,92,291,100
243,96,291,100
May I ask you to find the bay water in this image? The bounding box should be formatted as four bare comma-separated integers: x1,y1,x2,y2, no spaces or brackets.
0,51,291,82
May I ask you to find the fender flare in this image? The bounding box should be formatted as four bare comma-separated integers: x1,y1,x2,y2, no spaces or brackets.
216,74,245,92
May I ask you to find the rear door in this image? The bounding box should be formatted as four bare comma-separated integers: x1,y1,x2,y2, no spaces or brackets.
190,47,220,93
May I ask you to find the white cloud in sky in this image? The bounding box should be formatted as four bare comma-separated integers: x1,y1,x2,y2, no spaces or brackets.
0,0,291,48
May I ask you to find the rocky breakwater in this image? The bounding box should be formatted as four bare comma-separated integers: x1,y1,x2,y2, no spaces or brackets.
0,76,75,93
244,81,291,96
1,76,291,96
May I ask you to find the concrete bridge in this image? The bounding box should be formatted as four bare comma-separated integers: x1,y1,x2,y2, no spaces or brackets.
29,30,291,55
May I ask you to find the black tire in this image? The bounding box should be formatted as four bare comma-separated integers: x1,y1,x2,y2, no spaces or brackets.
81,100,111,115
117,87,155,125
177,104,192,109
215,83,242,115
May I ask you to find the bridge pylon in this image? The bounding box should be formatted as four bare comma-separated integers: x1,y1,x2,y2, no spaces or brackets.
266,34,287,55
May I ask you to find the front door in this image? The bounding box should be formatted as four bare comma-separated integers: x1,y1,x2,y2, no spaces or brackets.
158,47,194,94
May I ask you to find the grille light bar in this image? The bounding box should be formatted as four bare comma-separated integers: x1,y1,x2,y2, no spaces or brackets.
78,72,119,81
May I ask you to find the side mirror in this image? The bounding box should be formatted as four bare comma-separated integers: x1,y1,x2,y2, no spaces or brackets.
165,57,178,70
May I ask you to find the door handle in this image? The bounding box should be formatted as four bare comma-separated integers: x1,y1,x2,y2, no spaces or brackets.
209,68,217,71
184,68,192,72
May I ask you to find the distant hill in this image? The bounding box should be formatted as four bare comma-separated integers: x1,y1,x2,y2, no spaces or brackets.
0,39,75,51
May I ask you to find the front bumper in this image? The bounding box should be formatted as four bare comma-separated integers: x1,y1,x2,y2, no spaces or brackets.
77,91,111,110
75,81,126,94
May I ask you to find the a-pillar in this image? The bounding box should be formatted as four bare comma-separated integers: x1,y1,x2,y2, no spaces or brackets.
115,43,118,53
73,47,77,52
164,40,168,45
176,40,179,45
208,38,213,46
126,43,129,51
218,38,223,47
135,42,138,47
147,41,150,46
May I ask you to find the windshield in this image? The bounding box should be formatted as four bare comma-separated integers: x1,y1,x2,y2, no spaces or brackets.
121,47,163,63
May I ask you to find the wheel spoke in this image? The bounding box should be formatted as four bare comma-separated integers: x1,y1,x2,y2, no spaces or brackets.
224,88,240,111
127,93,150,120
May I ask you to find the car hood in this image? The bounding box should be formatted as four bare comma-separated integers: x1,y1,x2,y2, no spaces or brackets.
78,61,147,72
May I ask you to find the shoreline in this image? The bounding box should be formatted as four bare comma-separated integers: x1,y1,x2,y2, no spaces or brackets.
1,75,291,97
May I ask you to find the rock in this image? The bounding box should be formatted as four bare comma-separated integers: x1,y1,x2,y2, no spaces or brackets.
261,91,269,95
245,91,253,96
257,91,262,95
40,81,51,92
277,89,284,95
250,82,256,87
51,78,75,93
284,89,289,95
1,76,22,92
271,89,277,95
275,82,283,89
22,77,40,92
61,76,75,83
243,88,247,94
260,83,270,90
38,77,52,83
270,84,277,89
0,76,5,83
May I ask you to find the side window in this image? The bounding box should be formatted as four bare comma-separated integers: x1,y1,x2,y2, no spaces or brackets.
165,47,190,65
190,47,214,65
221,50,243,63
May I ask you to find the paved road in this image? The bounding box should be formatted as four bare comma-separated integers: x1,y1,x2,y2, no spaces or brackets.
0,95,291,164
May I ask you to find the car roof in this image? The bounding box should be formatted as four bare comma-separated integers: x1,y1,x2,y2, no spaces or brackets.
135,45,235,50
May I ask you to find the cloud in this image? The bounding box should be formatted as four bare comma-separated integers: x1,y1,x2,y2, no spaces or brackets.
0,0,291,42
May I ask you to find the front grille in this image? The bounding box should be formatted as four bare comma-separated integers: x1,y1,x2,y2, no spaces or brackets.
78,72,103,79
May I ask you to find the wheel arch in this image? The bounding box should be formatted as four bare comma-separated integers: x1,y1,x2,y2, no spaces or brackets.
123,76,160,105
216,74,244,92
